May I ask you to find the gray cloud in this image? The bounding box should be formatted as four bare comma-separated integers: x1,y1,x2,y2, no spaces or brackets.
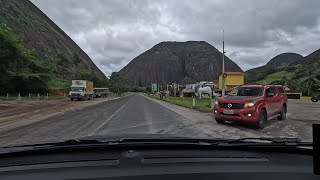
31,0,320,74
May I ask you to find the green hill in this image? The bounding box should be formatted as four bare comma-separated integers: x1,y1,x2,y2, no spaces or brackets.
248,65,320,96
245,51,320,96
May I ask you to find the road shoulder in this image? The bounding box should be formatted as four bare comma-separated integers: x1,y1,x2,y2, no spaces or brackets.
0,96,124,133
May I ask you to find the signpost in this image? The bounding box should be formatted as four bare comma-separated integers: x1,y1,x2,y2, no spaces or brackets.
151,83,157,93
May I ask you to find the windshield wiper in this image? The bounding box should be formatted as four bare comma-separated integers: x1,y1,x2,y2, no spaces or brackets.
0,137,311,154
213,137,312,147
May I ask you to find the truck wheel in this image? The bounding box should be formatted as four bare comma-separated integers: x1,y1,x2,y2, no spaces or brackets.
71,98,73,101
215,118,225,124
277,106,287,120
255,109,267,129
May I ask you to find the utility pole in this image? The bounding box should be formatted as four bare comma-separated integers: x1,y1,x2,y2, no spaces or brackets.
173,82,176,97
222,30,226,97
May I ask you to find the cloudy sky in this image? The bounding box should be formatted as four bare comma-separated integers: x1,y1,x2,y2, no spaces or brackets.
31,0,320,76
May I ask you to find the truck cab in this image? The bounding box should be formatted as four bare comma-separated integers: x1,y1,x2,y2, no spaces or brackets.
69,80,94,101
213,84,287,129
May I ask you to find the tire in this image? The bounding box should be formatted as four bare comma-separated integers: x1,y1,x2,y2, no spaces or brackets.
71,98,73,101
277,106,287,120
215,118,225,124
311,96,318,102
255,109,267,129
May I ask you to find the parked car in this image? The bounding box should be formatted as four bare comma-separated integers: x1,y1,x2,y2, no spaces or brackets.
213,84,287,129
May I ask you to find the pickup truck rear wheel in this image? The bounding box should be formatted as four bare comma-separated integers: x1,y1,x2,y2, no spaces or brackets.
277,106,287,120
255,109,267,129
215,118,225,124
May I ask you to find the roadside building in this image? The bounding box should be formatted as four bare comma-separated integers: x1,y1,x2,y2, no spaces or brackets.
218,72,244,91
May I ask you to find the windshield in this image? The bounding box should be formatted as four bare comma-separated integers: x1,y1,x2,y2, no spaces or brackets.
230,87,263,96
0,0,318,149
70,87,84,92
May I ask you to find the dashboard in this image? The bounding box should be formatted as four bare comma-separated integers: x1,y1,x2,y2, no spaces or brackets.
0,147,317,179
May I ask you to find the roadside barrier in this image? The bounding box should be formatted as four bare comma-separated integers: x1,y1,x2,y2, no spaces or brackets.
0,93,67,101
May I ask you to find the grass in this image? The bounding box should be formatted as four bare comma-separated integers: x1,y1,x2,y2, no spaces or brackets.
148,94,214,112
48,79,70,90
256,71,295,84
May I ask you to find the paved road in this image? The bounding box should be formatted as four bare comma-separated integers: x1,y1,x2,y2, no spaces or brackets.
0,94,316,146
0,94,205,146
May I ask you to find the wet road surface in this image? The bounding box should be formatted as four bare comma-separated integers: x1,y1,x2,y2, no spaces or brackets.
0,94,316,146
0,94,205,146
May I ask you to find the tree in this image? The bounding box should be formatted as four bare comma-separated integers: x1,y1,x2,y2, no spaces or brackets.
56,54,72,79
0,23,49,93
146,86,151,92
108,72,129,94
300,69,320,96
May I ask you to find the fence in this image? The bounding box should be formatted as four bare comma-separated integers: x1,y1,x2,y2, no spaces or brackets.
0,93,68,101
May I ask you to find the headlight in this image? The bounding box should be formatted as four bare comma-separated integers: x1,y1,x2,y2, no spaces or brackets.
215,101,219,105
80,92,85,96
244,101,256,108
69,92,71,96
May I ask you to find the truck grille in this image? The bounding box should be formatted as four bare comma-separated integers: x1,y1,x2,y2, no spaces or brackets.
219,102,244,109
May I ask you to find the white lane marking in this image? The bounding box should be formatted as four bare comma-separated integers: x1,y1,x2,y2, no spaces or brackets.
88,96,134,136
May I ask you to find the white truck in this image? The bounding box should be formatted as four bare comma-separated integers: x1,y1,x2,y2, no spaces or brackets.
69,80,94,101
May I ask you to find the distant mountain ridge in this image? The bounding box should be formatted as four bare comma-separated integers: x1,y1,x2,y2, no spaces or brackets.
291,49,320,66
120,41,243,86
266,53,303,67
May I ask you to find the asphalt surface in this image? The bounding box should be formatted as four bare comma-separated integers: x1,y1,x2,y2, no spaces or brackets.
0,94,205,146
0,94,317,146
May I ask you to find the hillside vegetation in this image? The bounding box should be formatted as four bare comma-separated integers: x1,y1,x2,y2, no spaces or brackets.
0,0,108,92
0,24,108,94
248,65,320,96
246,51,320,96
0,24,49,93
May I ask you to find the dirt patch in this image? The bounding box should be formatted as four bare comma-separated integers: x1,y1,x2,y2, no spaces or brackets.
0,97,121,132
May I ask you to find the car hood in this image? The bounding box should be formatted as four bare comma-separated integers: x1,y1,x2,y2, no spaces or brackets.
218,96,263,102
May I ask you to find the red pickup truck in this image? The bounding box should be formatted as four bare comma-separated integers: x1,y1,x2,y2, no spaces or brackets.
213,84,287,129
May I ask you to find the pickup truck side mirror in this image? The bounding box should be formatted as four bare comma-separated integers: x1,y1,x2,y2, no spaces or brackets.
266,92,275,97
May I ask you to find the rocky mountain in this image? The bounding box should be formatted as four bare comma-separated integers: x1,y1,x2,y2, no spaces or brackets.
0,0,106,80
291,49,320,66
266,53,303,67
120,41,243,86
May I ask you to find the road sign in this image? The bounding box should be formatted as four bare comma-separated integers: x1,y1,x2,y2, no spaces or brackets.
151,83,157,92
